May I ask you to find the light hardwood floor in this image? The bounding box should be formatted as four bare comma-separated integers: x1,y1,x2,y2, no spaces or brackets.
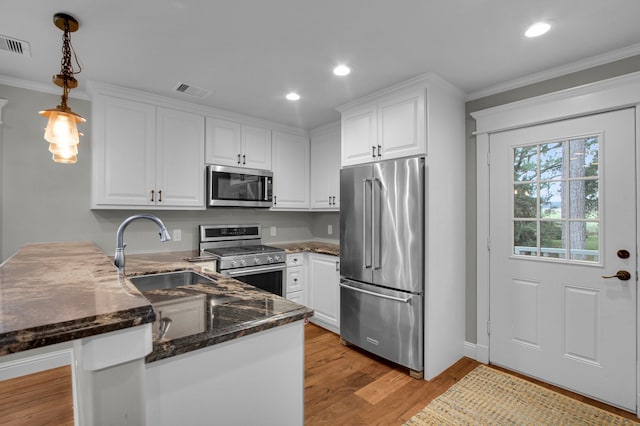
304,323,638,425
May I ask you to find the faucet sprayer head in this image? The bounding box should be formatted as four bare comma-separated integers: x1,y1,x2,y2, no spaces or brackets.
159,227,172,242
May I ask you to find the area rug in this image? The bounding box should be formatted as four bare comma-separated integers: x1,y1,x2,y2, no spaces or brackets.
404,365,638,425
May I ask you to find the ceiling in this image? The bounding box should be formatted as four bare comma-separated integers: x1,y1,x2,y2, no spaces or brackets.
1,0,640,130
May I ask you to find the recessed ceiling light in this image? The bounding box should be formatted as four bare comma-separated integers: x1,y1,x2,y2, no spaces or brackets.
333,64,351,76
286,92,301,101
525,21,551,38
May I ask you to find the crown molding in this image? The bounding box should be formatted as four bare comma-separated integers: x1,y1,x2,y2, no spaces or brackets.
0,74,90,101
466,42,640,101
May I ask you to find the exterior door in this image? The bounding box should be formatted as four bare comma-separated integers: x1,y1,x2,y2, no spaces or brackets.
489,108,636,410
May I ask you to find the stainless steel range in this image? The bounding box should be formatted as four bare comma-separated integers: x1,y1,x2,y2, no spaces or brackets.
199,224,286,296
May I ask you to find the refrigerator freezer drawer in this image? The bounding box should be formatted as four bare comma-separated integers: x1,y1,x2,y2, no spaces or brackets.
339,279,423,372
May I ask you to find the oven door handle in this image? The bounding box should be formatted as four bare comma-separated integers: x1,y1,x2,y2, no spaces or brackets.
226,264,286,277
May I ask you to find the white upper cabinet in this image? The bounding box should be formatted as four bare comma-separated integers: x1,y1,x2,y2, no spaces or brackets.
205,118,271,170
91,93,205,209
156,107,205,207
339,86,426,167
310,123,340,210
271,131,309,210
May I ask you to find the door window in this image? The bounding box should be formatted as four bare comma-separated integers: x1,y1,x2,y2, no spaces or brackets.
512,136,600,262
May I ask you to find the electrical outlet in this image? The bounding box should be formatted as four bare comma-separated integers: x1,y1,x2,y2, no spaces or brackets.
270,226,277,236
328,225,333,235
173,229,182,241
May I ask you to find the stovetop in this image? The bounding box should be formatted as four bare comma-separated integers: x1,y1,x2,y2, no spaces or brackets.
204,244,284,258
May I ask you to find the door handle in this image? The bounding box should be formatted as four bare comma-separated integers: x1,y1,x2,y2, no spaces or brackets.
340,282,411,303
363,179,372,269
602,270,631,281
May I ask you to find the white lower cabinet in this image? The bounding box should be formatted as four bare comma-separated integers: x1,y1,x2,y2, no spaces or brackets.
307,253,340,334
286,253,305,305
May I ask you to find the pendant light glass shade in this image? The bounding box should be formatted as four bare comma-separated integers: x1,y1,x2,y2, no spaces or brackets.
39,108,85,163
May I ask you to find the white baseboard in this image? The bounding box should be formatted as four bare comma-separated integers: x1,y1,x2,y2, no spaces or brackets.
464,341,477,360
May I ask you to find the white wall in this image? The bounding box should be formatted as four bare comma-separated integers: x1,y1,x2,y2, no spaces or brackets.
0,84,339,262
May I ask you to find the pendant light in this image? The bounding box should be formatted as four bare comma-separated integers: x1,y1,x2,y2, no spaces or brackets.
39,13,85,164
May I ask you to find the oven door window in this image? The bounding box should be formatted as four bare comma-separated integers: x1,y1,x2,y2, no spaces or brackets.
232,269,283,297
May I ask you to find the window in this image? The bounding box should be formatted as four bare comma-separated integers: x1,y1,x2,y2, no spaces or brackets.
512,136,599,262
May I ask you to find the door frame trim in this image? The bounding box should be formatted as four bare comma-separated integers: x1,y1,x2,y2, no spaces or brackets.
472,71,640,414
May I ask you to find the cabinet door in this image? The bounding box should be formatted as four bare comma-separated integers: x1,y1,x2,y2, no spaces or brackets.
341,104,377,167
308,254,340,332
378,89,426,160
92,95,156,207
242,125,272,170
205,117,242,166
271,132,309,209
156,107,205,207
310,125,340,210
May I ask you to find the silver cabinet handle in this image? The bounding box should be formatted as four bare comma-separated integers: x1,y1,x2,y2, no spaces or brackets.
377,144,382,157
242,154,246,165
340,282,411,303
371,146,376,158
237,154,241,164
274,195,277,206
150,190,155,202
158,190,163,203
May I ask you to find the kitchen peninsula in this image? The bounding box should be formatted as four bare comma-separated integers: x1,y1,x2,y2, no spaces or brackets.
0,241,312,425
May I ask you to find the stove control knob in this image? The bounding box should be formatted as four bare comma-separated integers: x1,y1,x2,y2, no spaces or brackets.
274,255,282,262
240,259,247,266
266,256,273,263
254,257,261,265
231,260,238,268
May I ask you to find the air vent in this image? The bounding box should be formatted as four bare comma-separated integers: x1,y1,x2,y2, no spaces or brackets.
0,35,31,56
173,82,211,99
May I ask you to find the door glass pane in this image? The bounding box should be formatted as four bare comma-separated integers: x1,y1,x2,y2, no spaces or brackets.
514,183,537,218
513,146,537,182
569,221,599,262
514,221,537,255
512,136,600,263
540,181,564,219
540,221,566,259
540,142,564,181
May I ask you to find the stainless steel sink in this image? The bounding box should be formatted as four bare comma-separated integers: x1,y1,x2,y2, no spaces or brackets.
129,270,216,292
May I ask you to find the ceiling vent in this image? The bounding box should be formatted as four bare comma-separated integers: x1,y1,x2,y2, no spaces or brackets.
173,82,212,99
0,35,31,56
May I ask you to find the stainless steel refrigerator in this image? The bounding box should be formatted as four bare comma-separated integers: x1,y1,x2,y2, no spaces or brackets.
340,156,424,375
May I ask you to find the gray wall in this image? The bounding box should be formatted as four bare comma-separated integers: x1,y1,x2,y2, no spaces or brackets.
464,54,640,343
0,84,339,262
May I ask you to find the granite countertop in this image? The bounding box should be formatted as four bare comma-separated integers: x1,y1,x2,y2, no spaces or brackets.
125,252,314,363
0,244,313,362
272,241,339,256
0,242,155,356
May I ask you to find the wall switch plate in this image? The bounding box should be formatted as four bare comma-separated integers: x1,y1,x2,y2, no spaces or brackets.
173,229,182,241
270,226,277,236
328,225,333,235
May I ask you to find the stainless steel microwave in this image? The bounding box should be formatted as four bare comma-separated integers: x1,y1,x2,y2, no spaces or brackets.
206,164,273,208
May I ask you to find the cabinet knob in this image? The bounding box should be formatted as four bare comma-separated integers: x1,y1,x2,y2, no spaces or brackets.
293,278,298,282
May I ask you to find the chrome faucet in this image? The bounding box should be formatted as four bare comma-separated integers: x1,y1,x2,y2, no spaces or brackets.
114,214,172,273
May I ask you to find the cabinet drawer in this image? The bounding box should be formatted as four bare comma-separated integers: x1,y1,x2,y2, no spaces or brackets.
286,253,304,267
286,290,305,305
286,267,304,293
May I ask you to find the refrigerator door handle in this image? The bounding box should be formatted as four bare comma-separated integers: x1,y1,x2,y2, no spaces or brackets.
372,178,381,270
363,178,372,269
340,282,412,304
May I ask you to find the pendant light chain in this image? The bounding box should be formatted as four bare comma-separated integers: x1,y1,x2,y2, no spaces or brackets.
60,18,82,79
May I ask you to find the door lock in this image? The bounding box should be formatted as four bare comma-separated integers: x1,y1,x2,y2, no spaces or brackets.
617,249,630,259
601,270,632,281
